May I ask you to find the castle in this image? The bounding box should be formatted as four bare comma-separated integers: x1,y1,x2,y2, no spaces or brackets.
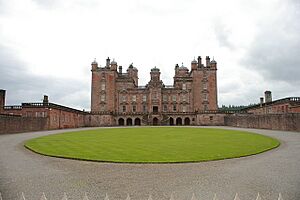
90,56,220,126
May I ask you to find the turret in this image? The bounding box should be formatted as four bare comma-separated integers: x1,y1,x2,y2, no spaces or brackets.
91,59,98,71
150,66,160,82
191,58,197,71
210,58,217,69
111,59,117,71
127,63,138,86
206,56,210,67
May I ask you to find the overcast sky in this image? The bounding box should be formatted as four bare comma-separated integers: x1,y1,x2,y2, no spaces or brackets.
0,0,299,110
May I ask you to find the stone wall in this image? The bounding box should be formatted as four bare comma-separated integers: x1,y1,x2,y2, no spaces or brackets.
224,113,300,132
0,114,49,134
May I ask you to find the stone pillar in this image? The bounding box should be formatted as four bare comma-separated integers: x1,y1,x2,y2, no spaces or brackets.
0,89,6,113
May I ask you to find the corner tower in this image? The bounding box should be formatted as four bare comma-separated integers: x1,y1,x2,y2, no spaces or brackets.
191,56,218,111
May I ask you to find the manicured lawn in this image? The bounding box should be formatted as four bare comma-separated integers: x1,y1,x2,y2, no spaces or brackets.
25,127,280,163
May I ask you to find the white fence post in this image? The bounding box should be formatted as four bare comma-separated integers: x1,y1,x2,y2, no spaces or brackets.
83,193,89,200
233,193,240,200
278,193,283,200
190,193,197,200
20,192,26,200
40,192,47,200
61,192,68,200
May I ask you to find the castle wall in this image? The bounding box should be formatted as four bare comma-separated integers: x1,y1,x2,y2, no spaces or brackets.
0,114,49,134
224,113,300,132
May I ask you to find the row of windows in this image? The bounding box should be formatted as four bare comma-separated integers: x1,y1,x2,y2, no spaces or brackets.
120,105,189,113
100,93,208,103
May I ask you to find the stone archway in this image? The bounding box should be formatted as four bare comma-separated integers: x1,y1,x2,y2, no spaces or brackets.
126,118,133,126
184,117,190,125
118,118,125,126
134,118,141,126
169,117,174,125
153,117,159,126
176,117,182,125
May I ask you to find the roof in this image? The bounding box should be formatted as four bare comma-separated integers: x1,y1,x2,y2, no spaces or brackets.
242,97,300,111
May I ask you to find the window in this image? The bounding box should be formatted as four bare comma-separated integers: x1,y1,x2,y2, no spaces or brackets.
172,95,176,101
163,105,168,112
203,82,207,89
182,95,186,102
132,95,136,102
153,106,158,113
209,116,213,121
101,95,105,102
143,105,147,112
204,105,208,111
122,95,126,102
123,105,126,112
182,105,186,112
173,105,176,111
132,105,136,112
163,95,167,102
203,93,208,101
182,83,186,90
143,95,147,102
101,83,105,90
153,92,157,99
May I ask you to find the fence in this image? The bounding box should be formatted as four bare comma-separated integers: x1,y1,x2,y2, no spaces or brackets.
0,192,284,200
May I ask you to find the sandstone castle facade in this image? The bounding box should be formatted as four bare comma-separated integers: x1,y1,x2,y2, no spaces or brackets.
90,56,220,126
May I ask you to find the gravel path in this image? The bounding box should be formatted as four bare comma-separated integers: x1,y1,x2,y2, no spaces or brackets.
0,127,299,200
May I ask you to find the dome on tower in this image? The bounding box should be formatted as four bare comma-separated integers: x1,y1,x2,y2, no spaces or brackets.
111,59,117,65
191,58,197,64
151,66,160,72
179,63,188,70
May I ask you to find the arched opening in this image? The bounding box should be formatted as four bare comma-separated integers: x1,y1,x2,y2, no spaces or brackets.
176,117,182,125
134,118,141,126
118,118,125,126
169,117,174,125
184,117,190,125
153,117,159,126
126,118,133,126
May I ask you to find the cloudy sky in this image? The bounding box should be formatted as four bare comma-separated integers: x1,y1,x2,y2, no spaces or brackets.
0,0,299,110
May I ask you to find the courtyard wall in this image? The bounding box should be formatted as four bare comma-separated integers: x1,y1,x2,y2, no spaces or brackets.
224,113,300,132
0,114,48,134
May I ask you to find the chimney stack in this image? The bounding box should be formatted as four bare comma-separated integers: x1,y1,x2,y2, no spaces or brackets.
206,56,210,67
265,91,272,103
197,56,202,68
260,97,264,107
0,89,6,112
106,57,110,68
43,95,49,105
118,66,123,74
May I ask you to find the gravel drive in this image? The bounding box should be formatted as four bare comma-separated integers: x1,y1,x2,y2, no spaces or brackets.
0,127,299,200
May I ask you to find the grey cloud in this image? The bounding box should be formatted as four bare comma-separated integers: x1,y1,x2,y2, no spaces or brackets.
241,1,300,85
0,45,90,110
213,21,235,50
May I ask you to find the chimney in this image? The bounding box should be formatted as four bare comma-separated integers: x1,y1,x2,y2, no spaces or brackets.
118,66,123,74
206,56,210,67
197,56,202,68
260,97,264,107
43,95,49,105
0,89,6,112
265,91,272,103
106,57,110,68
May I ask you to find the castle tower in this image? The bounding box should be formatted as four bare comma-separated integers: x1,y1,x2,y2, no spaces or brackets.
127,63,138,86
191,56,218,111
91,57,117,113
0,89,6,113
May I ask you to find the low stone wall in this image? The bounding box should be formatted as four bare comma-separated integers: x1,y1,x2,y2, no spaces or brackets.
224,113,300,132
0,114,49,134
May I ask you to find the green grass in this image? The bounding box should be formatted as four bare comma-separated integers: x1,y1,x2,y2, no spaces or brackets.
24,127,280,163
